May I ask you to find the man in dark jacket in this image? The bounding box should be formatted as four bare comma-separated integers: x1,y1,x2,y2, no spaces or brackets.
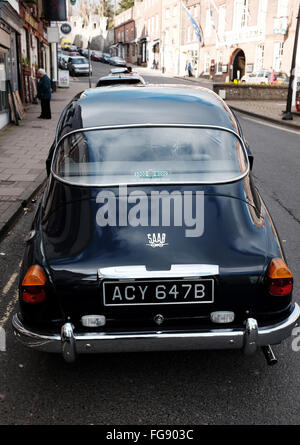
37,68,52,119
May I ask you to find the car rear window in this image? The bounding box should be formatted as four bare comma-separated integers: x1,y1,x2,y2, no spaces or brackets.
96,78,142,87
71,58,86,64
53,127,248,185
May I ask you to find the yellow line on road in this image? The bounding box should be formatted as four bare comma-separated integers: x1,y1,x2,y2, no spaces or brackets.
0,290,18,328
0,261,22,328
2,272,18,296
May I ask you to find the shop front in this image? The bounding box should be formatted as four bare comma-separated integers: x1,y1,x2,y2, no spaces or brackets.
0,1,24,128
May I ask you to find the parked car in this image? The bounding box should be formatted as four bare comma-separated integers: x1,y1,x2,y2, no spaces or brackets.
68,51,80,57
101,53,111,64
275,71,289,85
67,56,92,76
13,85,299,364
57,54,69,70
69,45,78,52
109,56,127,67
58,54,69,70
91,51,103,61
241,70,271,84
96,70,145,87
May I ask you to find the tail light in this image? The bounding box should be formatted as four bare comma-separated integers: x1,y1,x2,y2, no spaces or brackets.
21,265,47,303
267,258,293,296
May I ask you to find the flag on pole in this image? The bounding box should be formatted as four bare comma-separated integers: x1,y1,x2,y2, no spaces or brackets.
209,8,220,42
181,2,203,44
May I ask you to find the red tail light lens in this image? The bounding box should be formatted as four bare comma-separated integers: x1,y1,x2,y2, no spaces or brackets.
267,258,293,296
21,265,47,303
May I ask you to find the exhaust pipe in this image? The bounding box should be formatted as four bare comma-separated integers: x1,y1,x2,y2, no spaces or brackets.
261,345,278,366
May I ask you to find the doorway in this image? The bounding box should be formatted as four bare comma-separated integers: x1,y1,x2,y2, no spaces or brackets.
231,49,245,81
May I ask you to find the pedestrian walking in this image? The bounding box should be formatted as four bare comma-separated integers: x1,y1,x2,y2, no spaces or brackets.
37,68,52,119
269,69,278,85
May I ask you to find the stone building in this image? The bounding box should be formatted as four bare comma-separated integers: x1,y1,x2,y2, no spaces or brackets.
113,0,299,81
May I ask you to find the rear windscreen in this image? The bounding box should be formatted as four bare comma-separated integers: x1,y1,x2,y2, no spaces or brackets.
71,58,86,64
53,127,248,185
97,78,142,87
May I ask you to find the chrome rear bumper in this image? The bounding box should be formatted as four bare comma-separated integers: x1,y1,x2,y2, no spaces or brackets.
12,303,300,363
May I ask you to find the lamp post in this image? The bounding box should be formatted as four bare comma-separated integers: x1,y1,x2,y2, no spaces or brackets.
88,38,92,88
282,3,300,120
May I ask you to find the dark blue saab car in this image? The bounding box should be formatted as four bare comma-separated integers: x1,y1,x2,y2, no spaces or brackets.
12,85,299,364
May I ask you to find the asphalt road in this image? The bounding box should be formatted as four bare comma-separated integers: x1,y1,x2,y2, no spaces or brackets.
0,62,300,425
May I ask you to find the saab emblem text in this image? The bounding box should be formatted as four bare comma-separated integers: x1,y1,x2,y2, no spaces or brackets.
146,233,168,248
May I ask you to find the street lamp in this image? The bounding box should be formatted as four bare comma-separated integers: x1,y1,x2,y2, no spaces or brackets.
88,38,92,88
282,3,300,120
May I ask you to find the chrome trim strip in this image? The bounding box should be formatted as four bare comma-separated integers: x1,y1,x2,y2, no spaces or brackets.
98,264,219,280
12,304,300,359
50,124,250,188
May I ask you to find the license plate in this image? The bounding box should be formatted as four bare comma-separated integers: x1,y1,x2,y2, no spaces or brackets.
103,279,214,306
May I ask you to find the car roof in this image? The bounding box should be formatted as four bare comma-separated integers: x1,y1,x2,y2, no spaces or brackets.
60,85,239,133
98,75,143,81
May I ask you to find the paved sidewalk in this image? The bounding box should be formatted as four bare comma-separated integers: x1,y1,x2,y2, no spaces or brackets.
173,74,300,130
0,81,84,237
135,66,300,129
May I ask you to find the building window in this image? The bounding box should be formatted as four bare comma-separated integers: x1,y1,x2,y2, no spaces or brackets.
255,44,264,71
205,9,212,38
132,44,135,57
241,0,248,27
94,23,97,29
131,28,134,41
273,42,284,71
173,5,177,16
0,51,8,112
165,29,169,44
234,0,248,30
218,5,226,38
125,29,129,41
216,51,223,74
277,0,288,17
172,27,177,44
187,26,192,43
204,53,210,74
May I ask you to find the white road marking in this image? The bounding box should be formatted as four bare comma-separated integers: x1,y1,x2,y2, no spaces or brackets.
240,115,300,135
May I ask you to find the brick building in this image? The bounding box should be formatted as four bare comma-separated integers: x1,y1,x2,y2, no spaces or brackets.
113,0,299,82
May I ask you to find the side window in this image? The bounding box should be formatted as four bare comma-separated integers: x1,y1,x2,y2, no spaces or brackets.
56,104,71,143
249,173,262,216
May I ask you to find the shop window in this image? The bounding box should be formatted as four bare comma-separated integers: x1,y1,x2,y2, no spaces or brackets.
217,51,223,74
0,51,8,113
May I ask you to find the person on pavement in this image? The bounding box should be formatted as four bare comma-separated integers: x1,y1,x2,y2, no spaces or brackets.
37,68,52,119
